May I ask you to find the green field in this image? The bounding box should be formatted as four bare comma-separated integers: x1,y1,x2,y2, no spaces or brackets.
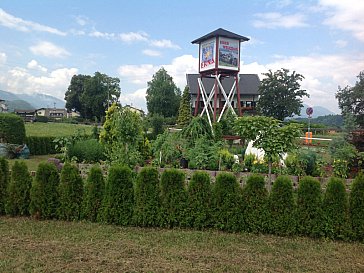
25,122,93,137
8,155,55,172
0,217,363,272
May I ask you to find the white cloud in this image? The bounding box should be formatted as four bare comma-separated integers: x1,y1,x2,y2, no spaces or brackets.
89,30,116,39
142,49,161,57
118,64,158,85
319,0,364,42
27,60,48,72
0,52,7,64
252,12,308,28
119,88,147,111
75,15,90,26
30,41,70,58
0,8,66,36
335,39,348,48
119,31,149,42
150,39,181,49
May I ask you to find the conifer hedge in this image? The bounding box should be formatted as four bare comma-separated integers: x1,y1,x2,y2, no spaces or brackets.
0,157,9,214
99,165,134,225
133,167,160,227
82,165,104,222
25,136,57,155
187,171,212,229
5,161,32,216
268,175,296,236
29,162,60,219
0,113,26,144
349,173,364,241
58,163,83,221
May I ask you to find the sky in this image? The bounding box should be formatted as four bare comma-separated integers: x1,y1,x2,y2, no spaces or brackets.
0,0,363,114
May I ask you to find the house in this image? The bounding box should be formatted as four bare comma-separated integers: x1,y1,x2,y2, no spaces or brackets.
36,107,67,120
14,109,36,122
186,74,260,116
0,99,8,113
124,104,145,116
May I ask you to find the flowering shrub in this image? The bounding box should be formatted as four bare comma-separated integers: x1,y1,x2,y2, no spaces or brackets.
332,159,349,178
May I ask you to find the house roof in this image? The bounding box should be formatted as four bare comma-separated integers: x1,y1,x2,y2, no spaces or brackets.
186,74,260,95
191,28,249,44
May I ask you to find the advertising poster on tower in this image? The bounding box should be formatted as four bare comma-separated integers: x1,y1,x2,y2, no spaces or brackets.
200,38,216,72
218,37,239,71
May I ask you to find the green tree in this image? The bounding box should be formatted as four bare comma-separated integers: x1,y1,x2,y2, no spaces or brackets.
257,68,309,121
146,67,181,117
0,157,9,214
65,72,121,120
349,173,364,241
336,71,364,128
177,86,192,127
0,113,26,144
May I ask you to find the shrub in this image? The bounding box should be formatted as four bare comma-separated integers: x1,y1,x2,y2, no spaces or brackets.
5,161,32,216
268,175,296,235
241,174,269,233
30,162,60,219
159,169,188,228
133,167,160,227
322,177,350,239
243,154,256,171
296,176,323,237
68,139,105,163
0,113,26,144
212,172,243,232
187,171,212,229
82,165,104,222
349,173,364,241
0,157,10,214
25,136,57,155
58,163,83,221
218,149,235,171
99,165,134,225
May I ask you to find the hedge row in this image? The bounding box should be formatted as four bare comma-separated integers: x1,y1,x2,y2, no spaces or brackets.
25,136,57,155
1,159,363,242
0,113,26,144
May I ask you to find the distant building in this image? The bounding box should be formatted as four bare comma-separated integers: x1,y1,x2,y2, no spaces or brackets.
124,105,145,116
14,109,36,122
0,99,7,113
36,108,67,120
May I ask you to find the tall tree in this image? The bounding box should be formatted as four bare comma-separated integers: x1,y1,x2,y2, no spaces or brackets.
65,72,121,120
146,67,180,117
257,68,309,121
336,71,364,129
177,86,192,127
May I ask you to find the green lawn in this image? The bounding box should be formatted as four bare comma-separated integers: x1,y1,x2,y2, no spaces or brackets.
0,217,363,272
8,154,55,172
25,122,93,137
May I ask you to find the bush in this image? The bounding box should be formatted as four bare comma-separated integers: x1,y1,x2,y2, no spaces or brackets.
58,163,83,221
322,177,350,239
82,165,104,222
241,174,269,233
0,113,26,144
159,169,188,228
30,162,60,219
99,165,134,225
349,173,364,241
243,154,256,171
0,157,10,214
296,176,323,237
26,136,57,155
268,175,296,235
68,139,105,163
5,161,32,216
187,171,212,229
133,167,160,227
218,149,235,171
212,172,243,232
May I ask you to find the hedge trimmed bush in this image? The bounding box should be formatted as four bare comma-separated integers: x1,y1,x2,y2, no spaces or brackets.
5,161,32,216
26,136,57,155
159,169,188,228
322,177,350,239
29,162,60,219
99,165,134,225
58,163,83,221
241,174,269,233
212,172,243,232
188,171,212,229
296,176,323,237
0,157,9,214
268,175,296,236
133,167,160,227
68,139,105,163
0,113,26,144
349,173,364,241
82,165,104,222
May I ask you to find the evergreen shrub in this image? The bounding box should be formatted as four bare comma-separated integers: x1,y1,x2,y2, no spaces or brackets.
241,174,269,233
322,177,350,239
68,139,105,163
58,163,83,221
133,167,160,227
296,176,323,237
349,173,364,241
0,113,26,144
30,162,60,219
82,165,104,222
159,169,188,227
5,161,32,216
212,172,243,232
99,165,134,225
0,157,9,214
187,171,212,229
26,136,57,155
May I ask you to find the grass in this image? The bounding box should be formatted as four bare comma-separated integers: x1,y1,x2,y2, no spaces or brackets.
8,154,55,172
0,217,363,272
25,122,93,137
